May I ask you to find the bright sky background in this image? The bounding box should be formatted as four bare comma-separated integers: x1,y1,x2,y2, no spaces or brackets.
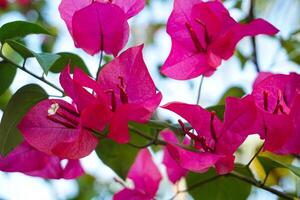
0,0,299,199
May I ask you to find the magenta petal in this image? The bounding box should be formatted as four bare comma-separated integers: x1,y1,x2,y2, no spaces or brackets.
274,93,300,154
215,155,235,175
113,188,149,200
60,66,97,112
18,99,98,159
161,41,221,80
72,2,129,56
81,104,112,133
113,0,145,19
128,149,162,197
58,0,91,34
62,160,84,179
167,144,221,173
217,96,264,154
162,102,222,147
161,130,188,183
210,19,279,60
98,45,159,104
0,142,84,179
108,104,151,143
263,113,293,152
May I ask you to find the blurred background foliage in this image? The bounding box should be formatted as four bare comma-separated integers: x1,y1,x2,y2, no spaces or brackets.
0,0,300,199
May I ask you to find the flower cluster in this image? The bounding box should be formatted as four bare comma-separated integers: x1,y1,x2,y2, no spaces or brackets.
1,0,299,199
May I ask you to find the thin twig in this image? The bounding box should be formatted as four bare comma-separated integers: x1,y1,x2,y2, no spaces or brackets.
249,0,260,72
246,143,264,167
169,175,221,200
96,49,104,80
229,171,294,200
0,52,64,95
196,75,205,105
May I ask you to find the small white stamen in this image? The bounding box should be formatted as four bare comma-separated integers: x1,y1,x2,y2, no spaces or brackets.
48,103,60,116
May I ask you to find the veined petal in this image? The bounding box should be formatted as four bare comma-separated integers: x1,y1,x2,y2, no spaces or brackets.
72,2,129,56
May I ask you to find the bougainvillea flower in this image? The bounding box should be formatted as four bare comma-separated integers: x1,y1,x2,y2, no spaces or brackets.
18,66,113,159
161,0,279,80
251,73,300,154
59,0,145,56
0,141,84,179
97,45,162,143
0,0,8,9
113,149,162,200
162,98,259,174
160,129,188,183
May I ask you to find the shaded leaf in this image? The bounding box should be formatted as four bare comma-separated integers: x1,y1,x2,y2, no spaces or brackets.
96,138,139,180
206,105,225,121
0,90,12,111
186,168,251,200
0,21,52,42
50,52,90,76
259,153,300,177
0,61,16,96
0,84,48,156
218,87,245,105
5,40,60,74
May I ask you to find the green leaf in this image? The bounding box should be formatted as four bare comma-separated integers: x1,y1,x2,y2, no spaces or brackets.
0,61,17,96
32,52,61,75
236,49,248,70
0,90,12,110
206,105,225,121
50,52,91,76
259,153,300,177
5,39,34,58
0,21,53,43
95,138,139,180
5,40,61,74
0,84,48,156
187,168,252,200
280,38,300,65
218,87,245,105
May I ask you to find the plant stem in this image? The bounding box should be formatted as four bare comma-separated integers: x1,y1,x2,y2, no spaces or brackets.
249,0,260,73
246,143,264,167
229,171,294,200
96,50,104,80
0,52,64,95
196,75,205,105
169,175,221,200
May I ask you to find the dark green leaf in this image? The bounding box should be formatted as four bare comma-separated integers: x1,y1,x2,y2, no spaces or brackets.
0,84,48,156
258,154,300,177
5,40,61,74
0,21,53,43
280,39,300,65
0,61,17,96
218,87,245,105
0,90,12,110
50,52,90,76
5,39,34,58
206,105,225,121
32,52,61,75
187,168,252,200
95,138,139,180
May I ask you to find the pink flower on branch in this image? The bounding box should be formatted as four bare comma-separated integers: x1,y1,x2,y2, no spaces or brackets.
59,0,145,56
161,0,279,80
162,97,259,175
113,149,162,200
19,45,161,158
0,141,84,179
161,129,188,184
97,45,162,143
250,73,300,154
